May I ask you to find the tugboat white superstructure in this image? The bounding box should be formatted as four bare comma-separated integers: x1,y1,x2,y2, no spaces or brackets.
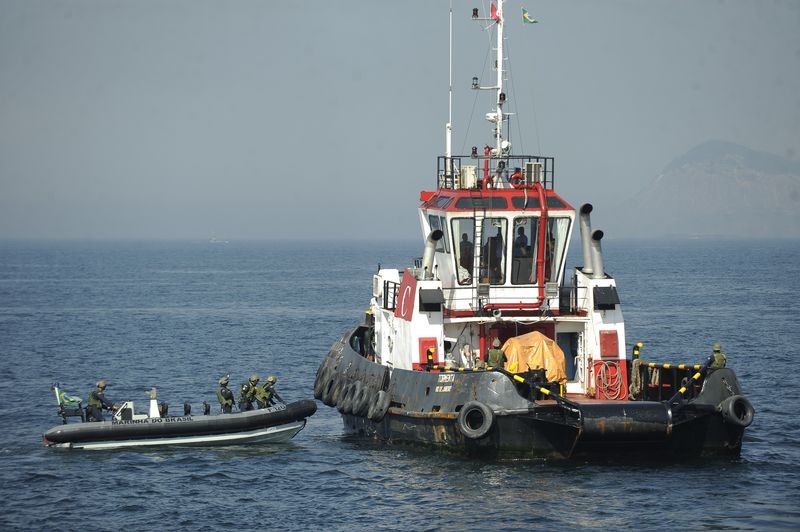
314,2,753,459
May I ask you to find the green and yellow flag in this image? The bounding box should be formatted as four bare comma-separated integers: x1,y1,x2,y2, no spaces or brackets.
522,8,538,24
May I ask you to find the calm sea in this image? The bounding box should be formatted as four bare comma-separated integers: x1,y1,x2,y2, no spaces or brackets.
0,238,798,530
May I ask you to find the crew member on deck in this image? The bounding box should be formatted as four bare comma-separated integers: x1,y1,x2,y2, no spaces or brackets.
255,375,282,408
459,233,474,275
216,374,235,413
513,226,528,257
710,343,727,369
86,380,114,422
239,374,260,411
487,338,506,368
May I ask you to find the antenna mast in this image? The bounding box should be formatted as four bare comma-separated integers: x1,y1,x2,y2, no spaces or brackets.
445,1,453,170
471,0,507,157
494,0,505,155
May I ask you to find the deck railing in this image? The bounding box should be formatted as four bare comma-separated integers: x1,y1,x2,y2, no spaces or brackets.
437,155,555,191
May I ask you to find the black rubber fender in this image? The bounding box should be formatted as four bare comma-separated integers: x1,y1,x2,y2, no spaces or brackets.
313,367,330,400
338,382,357,414
313,362,327,393
457,401,495,439
320,374,338,406
330,375,348,406
345,381,366,415
718,395,754,427
367,390,391,422
351,383,372,417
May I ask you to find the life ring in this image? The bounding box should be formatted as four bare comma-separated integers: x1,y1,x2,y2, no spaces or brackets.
718,395,754,428
320,374,338,406
367,390,391,421
510,172,524,189
457,401,495,439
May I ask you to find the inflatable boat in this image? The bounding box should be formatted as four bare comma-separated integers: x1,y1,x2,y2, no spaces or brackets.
43,388,316,450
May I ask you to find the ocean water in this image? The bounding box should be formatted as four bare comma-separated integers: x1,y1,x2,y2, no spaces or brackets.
0,238,798,530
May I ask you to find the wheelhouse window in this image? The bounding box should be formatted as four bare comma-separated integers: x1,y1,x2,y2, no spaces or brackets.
480,218,507,285
511,217,538,285
544,217,571,282
451,218,475,285
438,216,450,253
428,215,445,253
510,216,571,284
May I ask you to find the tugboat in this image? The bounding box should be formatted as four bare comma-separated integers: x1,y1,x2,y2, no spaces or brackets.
44,384,316,450
313,1,754,460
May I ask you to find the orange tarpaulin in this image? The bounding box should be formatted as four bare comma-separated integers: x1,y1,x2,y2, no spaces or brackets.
502,331,567,383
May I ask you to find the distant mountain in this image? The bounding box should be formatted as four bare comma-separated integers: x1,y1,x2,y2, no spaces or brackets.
607,140,800,239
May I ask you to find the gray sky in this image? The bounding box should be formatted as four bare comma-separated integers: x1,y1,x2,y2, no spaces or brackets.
1,0,798,240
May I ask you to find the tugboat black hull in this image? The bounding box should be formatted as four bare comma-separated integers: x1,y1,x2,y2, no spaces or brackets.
315,328,751,460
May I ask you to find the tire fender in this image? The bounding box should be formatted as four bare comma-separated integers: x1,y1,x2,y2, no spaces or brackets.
321,374,340,407
718,395,754,428
349,382,371,417
345,381,365,416
457,401,495,439
331,375,348,406
313,367,330,400
367,390,391,422
338,382,357,414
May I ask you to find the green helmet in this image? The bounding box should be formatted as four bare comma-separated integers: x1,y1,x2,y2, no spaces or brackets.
96,380,108,389
219,375,230,386
267,375,277,384
249,373,260,384
712,342,722,352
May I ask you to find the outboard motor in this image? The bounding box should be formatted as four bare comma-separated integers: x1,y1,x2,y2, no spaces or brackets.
421,229,444,280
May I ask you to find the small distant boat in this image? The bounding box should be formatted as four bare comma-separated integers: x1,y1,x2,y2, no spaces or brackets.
43,386,316,450
208,236,229,245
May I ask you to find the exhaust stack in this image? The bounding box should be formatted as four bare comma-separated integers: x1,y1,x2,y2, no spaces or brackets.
579,204,594,274
421,230,444,280
590,230,606,279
